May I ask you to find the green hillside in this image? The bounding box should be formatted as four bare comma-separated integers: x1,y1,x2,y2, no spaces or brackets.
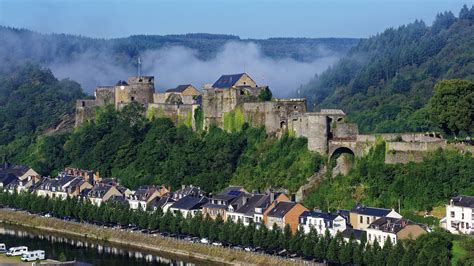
299,6,474,134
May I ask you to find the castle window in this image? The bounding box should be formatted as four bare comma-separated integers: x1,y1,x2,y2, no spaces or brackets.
277,106,281,110
148,78,152,82
139,79,143,82
131,97,135,101
293,105,297,109
81,101,85,107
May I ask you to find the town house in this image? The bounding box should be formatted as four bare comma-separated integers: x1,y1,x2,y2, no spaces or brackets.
349,204,402,230
299,211,347,236
444,196,474,234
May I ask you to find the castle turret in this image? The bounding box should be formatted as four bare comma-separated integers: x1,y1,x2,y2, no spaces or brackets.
115,76,155,108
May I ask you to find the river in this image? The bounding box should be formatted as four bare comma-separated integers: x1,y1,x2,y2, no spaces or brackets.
0,223,218,265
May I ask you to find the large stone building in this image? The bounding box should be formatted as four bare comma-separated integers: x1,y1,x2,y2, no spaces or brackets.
76,72,454,160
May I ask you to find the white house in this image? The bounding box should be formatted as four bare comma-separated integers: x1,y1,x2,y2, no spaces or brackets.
445,196,474,234
365,217,428,245
299,211,347,236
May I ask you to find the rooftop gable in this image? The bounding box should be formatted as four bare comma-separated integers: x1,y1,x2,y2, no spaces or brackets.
451,196,474,208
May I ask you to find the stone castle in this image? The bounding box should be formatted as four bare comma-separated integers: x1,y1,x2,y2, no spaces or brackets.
76,73,470,163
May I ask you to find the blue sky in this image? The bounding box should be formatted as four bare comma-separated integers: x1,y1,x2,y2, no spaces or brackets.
0,0,471,39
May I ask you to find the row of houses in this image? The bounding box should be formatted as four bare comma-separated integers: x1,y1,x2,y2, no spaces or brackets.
0,163,451,244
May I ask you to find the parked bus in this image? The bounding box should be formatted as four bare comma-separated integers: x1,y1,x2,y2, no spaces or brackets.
6,246,28,256
21,250,46,262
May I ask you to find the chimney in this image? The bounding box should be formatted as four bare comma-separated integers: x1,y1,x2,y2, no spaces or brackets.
290,193,296,202
270,192,276,203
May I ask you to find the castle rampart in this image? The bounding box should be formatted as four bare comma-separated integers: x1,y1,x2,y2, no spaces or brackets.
75,72,471,164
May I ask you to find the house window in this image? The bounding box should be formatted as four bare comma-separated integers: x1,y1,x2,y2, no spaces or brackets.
368,234,371,240
451,211,455,218
131,96,135,101
367,217,370,224
360,216,363,224
461,222,464,229
462,213,464,219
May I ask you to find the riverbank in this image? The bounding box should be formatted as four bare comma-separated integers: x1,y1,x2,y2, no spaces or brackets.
0,209,304,265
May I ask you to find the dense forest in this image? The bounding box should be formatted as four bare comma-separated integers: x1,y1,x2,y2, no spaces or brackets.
299,5,474,134
0,26,358,67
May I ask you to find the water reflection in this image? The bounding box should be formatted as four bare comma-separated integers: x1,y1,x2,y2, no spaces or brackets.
0,224,210,266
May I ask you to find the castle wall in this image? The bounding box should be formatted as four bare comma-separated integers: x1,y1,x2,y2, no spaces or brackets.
147,103,198,129
153,93,167,104
357,133,442,143
333,123,358,140
95,87,115,106
75,100,97,127
202,88,239,128
115,76,154,108
290,113,328,154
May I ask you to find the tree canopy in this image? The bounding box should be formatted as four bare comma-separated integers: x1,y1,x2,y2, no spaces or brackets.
428,79,473,137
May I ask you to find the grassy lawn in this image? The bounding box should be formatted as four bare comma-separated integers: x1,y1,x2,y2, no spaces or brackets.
0,254,28,265
451,240,466,266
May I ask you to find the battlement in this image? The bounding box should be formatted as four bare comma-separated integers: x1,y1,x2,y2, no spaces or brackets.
127,76,154,85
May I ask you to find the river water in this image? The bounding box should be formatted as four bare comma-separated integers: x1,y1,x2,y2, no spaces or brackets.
0,223,217,266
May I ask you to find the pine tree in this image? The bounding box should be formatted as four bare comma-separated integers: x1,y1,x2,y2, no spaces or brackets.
339,233,355,265
387,242,405,266
353,242,365,265
400,243,416,266
327,233,341,263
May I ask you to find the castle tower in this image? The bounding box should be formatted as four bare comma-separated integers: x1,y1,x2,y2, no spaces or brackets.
115,76,155,108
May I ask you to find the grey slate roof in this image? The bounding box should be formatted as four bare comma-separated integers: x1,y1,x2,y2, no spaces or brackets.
212,73,245,88
0,173,16,187
342,228,366,241
368,217,420,234
151,196,175,209
0,163,29,178
234,194,267,216
170,195,208,210
165,84,192,93
267,201,296,218
451,196,474,208
350,203,391,217
300,211,339,223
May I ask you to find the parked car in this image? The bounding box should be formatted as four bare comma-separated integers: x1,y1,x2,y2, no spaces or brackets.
6,246,28,256
21,250,45,262
200,238,209,244
212,242,222,246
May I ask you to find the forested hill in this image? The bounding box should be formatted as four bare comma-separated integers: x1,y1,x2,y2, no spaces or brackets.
0,26,358,65
299,6,474,133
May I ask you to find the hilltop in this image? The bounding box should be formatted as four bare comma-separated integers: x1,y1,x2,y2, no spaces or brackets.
0,26,358,64
299,6,474,133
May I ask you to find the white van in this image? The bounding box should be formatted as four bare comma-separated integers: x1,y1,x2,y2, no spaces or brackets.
0,243,6,253
6,246,28,256
21,250,46,262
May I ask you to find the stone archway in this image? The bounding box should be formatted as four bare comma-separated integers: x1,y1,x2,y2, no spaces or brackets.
329,146,355,177
330,146,355,160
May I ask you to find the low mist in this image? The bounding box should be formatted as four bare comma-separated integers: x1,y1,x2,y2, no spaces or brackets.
50,42,339,97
